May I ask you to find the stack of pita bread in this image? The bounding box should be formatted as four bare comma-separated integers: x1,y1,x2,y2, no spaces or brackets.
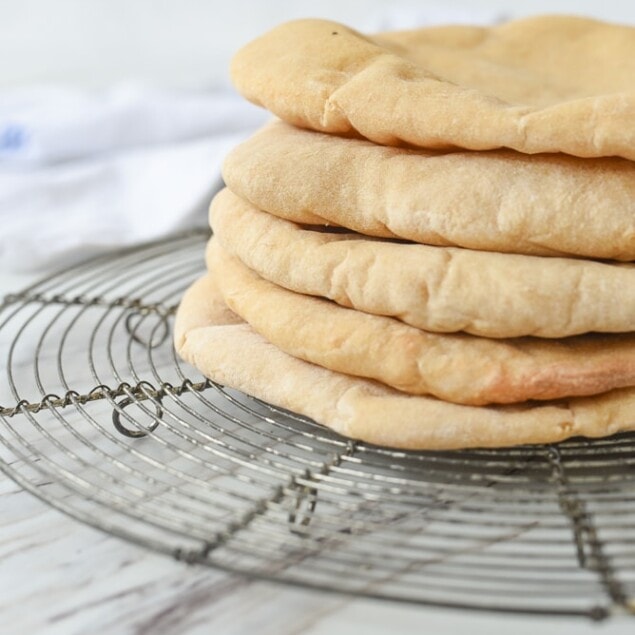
175,15,635,450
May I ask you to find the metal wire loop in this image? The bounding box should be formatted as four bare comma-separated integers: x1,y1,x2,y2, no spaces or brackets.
112,395,163,438
124,309,170,349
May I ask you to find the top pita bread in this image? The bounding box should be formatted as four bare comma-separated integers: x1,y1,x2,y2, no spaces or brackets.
231,15,635,159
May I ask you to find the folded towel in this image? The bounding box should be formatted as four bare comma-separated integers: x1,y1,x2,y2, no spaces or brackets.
0,87,268,271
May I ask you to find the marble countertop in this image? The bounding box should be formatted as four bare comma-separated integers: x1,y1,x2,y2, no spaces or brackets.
1,269,633,635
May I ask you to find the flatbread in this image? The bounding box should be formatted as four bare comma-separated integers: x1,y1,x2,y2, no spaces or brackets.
211,189,635,338
231,16,635,159
174,273,635,450
222,121,635,261
208,240,635,406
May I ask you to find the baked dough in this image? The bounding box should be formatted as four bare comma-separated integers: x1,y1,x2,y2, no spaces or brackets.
222,121,635,261
208,240,635,406
231,16,635,159
174,273,635,450
211,189,635,338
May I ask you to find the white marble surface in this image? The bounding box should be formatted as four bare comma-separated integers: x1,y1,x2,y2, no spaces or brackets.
2,270,635,634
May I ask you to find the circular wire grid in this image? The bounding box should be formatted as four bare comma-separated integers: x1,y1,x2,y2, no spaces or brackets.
1,229,635,621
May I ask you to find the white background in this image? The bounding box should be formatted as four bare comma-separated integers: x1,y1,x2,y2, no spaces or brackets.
1,0,635,89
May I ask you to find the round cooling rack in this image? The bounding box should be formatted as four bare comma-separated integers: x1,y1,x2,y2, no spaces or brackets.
1,229,635,621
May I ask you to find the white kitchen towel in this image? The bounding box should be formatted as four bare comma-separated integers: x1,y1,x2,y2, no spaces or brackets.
0,132,248,271
0,5,501,273
0,86,268,166
0,87,268,272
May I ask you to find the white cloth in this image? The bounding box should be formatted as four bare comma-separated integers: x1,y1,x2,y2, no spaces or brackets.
0,87,268,271
0,6,502,274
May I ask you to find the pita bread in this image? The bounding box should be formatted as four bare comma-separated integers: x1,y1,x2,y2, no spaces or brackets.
208,241,635,406
231,16,635,159
211,189,635,339
222,121,635,261
174,273,635,450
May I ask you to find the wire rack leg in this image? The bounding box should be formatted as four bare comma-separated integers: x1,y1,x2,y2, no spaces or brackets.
546,446,634,619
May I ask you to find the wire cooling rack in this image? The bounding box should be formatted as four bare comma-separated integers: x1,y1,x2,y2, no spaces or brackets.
1,229,634,621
